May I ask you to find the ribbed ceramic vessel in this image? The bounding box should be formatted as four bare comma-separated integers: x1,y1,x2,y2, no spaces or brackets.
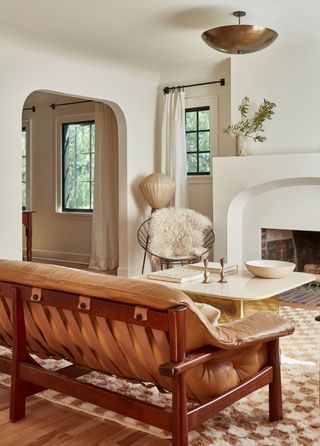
138,173,175,209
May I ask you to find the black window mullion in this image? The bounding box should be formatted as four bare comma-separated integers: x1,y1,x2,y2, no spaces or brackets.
89,124,92,210
185,106,210,175
62,120,95,213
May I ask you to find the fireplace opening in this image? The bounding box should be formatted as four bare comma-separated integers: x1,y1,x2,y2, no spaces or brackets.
261,229,320,273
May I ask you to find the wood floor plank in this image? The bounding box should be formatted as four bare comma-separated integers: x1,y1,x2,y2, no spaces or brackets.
0,383,170,445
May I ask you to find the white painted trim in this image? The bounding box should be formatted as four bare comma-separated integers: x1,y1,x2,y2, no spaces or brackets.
52,211,92,221
187,175,212,185
117,265,141,278
29,248,90,264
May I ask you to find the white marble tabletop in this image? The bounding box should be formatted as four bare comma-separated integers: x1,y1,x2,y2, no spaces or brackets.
138,269,315,301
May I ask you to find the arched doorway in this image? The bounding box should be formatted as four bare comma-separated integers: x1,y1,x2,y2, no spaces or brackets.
21,90,127,273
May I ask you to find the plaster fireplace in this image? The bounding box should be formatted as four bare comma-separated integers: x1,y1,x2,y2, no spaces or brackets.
212,153,320,266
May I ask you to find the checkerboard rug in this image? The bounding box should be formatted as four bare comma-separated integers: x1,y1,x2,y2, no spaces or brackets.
0,306,319,445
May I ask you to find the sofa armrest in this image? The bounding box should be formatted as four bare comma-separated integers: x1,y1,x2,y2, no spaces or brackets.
207,311,295,349
159,345,222,376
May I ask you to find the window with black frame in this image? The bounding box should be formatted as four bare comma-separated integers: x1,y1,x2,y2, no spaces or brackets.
22,127,27,208
62,121,95,212
185,106,210,175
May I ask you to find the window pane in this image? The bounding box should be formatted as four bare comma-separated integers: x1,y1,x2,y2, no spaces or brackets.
199,153,210,173
91,125,95,148
199,110,210,130
22,183,26,209
62,121,95,211
22,129,27,156
185,111,197,131
77,154,91,181
199,131,210,151
22,157,26,182
22,128,27,208
76,124,91,154
75,182,90,209
185,106,210,175
187,153,197,173
186,132,197,151
91,182,94,209
91,156,95,180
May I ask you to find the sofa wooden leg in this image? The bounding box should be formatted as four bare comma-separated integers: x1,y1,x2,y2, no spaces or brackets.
10,379,26,421
268,339,283,421
172,373,188,446
10,287,28,422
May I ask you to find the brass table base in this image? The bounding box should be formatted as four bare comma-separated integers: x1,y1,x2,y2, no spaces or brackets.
187,292,279,323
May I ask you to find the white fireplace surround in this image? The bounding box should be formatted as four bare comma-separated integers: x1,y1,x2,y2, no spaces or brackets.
212,153,320,266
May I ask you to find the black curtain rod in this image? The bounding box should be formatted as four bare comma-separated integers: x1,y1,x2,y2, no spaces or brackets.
50,100,93,109
163,78,225,94
23,106,36,112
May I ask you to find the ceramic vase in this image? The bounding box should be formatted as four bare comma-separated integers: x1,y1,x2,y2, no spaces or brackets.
236,135,248,156
138,173,175,210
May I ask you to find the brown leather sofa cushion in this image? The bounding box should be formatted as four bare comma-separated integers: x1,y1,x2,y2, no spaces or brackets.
0,260,294,351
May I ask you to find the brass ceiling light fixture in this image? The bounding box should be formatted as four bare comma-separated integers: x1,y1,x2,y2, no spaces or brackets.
201,11,278,54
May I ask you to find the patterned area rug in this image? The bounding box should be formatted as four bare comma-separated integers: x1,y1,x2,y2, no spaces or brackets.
0,306,319,445
280,285,320,307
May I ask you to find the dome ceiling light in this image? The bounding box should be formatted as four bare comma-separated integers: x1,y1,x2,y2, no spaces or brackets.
201,11,278,55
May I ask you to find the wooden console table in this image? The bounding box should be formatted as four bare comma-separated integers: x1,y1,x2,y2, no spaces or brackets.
22,210,34,261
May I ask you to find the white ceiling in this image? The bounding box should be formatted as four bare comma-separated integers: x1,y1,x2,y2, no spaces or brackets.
1,0,319,74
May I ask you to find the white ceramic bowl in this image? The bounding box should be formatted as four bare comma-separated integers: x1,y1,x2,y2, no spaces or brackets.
245,260,296,279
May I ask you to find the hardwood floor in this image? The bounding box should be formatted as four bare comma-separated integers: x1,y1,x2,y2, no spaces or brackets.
0,384,170,446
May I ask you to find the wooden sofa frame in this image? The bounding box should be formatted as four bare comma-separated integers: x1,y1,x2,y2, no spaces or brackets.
0,280,283,446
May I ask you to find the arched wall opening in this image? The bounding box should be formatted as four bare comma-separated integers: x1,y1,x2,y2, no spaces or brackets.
21,89,127,272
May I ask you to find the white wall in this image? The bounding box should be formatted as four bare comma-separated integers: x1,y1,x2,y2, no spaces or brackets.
0,39,158,276
22,95,95,264
230,47,320,155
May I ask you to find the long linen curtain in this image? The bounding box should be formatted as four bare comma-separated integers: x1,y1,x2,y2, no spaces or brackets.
89,103,119,271
161,89,188,207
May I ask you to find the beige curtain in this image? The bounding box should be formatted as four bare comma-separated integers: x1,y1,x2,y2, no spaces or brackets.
161,90,188,207
89,103,119,271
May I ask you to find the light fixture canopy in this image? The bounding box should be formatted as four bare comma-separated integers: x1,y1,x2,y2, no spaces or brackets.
201,11,278,55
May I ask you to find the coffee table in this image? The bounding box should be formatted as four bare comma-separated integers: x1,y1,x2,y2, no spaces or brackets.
140,269,315,322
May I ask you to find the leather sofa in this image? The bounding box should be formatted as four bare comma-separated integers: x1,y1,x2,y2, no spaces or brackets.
0,259,294,445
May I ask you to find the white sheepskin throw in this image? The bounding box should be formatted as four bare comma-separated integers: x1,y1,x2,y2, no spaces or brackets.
148,207,212,258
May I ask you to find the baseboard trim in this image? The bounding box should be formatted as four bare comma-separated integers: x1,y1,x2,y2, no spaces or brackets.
29,249,90,265
117,265,141,278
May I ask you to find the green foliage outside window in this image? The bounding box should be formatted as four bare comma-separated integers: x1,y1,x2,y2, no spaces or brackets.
185,107,210,175
62,121,95,211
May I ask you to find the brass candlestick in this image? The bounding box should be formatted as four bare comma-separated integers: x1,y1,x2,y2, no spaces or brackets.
218,257,228,283
202,258,211,284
